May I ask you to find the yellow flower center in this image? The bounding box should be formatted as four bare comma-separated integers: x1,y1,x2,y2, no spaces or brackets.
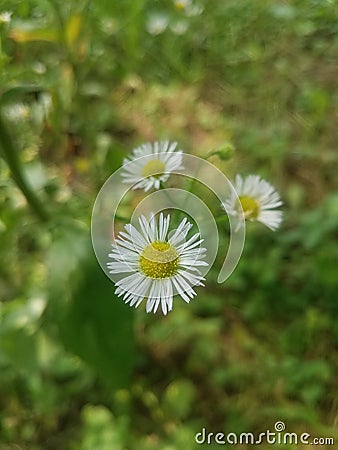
239,195,260,220
174,1,186,10
139,241,179,278
142,159,166,178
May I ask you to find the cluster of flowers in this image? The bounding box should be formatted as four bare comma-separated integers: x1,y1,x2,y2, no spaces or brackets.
108,141,282,315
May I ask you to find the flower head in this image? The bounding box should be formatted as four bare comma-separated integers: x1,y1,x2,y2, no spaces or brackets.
0,11,12,24
4,103,30,121
170,20,188,35
173,0,203,16
222,174,283,231
107,213,208,314
173,0,192,10
121,141,183,192
146,13,168,35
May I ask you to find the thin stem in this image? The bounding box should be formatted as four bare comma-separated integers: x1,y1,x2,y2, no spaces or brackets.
113,213,130,223
205,150,219,160
159,181,183,226
205,143,235,161
0,112,50,222
215,215,230,224
159,181,180,207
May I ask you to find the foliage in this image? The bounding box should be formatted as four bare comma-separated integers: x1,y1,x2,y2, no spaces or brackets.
0,0,337,449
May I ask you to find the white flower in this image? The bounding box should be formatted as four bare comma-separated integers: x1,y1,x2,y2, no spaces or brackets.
4,103,30,121
222,174,283,231
0,11,12,23
170,20,188,35
173,0,192,10
185,4,204,16
121,141,183,192
173,0,203,16
107,213,208,314
146,13,168,35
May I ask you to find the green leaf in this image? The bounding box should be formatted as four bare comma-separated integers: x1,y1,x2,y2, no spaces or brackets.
65,14,82,47
44,224,136,389
9,25,58,43
0,85,45,105
0,328,38,372
0,297,45,372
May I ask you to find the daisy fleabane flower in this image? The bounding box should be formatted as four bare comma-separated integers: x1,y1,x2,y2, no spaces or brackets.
222,174,283,231
0,11,12,23
121,141,183,192
107,213,208,314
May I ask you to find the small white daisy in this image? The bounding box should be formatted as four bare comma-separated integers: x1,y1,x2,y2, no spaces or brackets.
3,103,30,121
107,213,208,314
222,174,283,231
0,11,12,24
173,0,203,16
121,141,183,192
146,13,168,35
170,20,188,35
173,0,192,10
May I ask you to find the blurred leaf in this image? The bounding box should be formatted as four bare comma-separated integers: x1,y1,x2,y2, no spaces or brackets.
0,85,45,105
0,297,45,371
65,14,82,47
44,223,136,389
0,328,38,372
9,25,58,43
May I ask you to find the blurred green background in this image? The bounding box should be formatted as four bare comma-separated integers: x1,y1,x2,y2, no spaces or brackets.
0,0,337,449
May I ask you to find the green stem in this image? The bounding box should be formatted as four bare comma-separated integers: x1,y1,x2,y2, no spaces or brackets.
205,143,235,161
46,0,67,48
113,213,129,223
159,181,183,225
0,112,50,222
159,181,180,207
176,158,204,223
215,215,230,224
205,150,219,160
